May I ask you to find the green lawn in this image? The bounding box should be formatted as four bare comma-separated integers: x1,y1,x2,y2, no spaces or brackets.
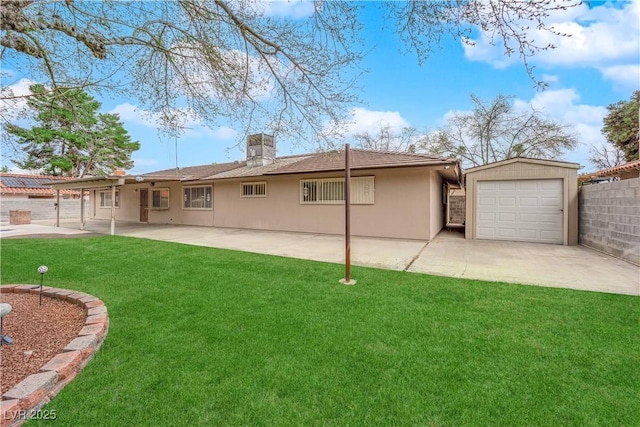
1,237,638,426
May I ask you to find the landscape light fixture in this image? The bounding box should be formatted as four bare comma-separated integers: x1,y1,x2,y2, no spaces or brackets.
0,303,13,345
37,265,48,305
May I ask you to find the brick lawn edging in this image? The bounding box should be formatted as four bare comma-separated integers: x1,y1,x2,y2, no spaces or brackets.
0,285,109,427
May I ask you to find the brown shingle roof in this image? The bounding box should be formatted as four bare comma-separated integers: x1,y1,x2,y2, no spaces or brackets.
143,161,246,181
204,155,311,180
262,149,456,175
141,149,459,182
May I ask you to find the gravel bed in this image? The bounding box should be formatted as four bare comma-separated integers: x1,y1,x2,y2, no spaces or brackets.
0,293,86,394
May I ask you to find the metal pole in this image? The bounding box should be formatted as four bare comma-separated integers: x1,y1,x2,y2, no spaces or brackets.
110,185,116,235
345,144,351,282
80,188,85,230
55,189,60,227
340,144,356,285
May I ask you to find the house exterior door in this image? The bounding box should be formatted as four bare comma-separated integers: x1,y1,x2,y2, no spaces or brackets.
140,189,148,222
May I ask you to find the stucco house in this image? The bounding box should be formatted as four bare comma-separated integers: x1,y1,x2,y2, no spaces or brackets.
46,135,462,240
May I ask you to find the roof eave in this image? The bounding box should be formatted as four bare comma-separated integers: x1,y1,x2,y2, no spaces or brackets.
43,176,126,189
464,157,581,174
262,159,460,176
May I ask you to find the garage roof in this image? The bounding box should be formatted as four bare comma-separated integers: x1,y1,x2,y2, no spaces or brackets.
464,157,581,174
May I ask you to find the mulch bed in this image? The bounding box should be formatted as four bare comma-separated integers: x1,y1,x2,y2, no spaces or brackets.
0,293,86,394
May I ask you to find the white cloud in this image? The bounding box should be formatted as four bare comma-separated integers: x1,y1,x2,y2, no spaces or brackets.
599,64,640,89
202,126,237,140
438,89,608,171
514,89,608,170
0,78,37,120
259,0,315,19
0,77,34,98
332,107,410,137
132,158,158,167
463,0,640,88
542,74,559,83
108,103,162,128
462,32,513,69
6,165,33,174
110,102,238,143
170,46,276,103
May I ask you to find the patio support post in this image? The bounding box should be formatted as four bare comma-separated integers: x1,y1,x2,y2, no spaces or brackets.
55,189,60,227
110,185,116,235
80,188,85,230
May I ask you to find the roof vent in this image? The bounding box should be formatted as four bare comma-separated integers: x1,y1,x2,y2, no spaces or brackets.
247,134,276,167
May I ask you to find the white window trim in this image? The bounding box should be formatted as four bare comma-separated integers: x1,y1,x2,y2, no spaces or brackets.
151,188,170,210
300,176,374,205
99,189,120,208
240,181,267,198
182,185,213,210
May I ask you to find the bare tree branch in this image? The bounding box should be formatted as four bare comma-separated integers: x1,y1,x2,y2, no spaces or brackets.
1,0,581,149
421,93,578,169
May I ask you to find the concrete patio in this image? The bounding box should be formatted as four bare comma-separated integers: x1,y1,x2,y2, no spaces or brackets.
2,219,638,296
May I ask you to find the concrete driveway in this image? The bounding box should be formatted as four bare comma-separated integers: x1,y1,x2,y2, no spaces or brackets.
407,231,639,296
2,220,638,296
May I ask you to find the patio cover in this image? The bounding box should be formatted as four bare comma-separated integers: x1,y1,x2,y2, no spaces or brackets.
44,175,153,235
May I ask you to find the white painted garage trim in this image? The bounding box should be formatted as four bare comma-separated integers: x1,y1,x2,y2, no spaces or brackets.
476,179,563,244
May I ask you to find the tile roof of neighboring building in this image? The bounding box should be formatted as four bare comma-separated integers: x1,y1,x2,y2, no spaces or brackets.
142,161,246,181
0,173,80,196
594,159,640,177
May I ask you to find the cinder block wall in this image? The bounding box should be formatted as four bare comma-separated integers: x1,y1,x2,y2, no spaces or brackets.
0,198,87,222
449,195,466,225
579,178,640,265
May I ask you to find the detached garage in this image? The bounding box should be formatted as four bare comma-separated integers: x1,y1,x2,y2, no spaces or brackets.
465,158,580,245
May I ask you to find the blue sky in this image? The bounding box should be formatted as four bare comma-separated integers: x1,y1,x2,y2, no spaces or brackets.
3,0,639,174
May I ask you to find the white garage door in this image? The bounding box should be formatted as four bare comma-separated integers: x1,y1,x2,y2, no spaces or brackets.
476,179,563,244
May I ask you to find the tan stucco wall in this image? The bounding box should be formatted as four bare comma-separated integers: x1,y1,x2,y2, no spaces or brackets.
465,160,579,245
429,170,444,240
91,185,139,221
213,167,441,240
88,167,449,240
91,182,215,226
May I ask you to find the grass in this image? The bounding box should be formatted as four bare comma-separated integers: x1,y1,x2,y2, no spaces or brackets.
1,236,638,426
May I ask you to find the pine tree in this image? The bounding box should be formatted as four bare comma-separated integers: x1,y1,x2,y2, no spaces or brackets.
6,84,139,177
602,91,640,162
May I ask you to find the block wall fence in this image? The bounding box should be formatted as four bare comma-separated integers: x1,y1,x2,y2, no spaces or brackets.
0,198,87,223
578,178,640,265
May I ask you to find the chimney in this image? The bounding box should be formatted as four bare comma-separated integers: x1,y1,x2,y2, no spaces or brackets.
113,169,126,176
247,134,276,167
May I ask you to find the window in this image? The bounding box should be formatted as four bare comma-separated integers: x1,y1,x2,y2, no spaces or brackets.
99,190,119,208
183,186,212,209
151,188,170,209
241,181,267,198
300,176,374,205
